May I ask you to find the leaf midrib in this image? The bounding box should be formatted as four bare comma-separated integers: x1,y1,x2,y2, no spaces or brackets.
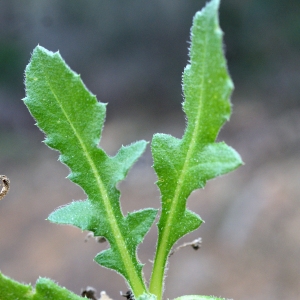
42,65,146,295
150,17,210,297
163,17,208,255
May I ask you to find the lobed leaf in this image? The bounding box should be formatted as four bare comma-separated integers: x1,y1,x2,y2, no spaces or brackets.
149,0,243,297
0,272,83,300
24,46,157,297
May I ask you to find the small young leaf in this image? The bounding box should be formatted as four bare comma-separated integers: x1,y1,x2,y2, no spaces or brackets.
0,272,83,300
136,293,158,300
24,46,157,297
149,0,242,297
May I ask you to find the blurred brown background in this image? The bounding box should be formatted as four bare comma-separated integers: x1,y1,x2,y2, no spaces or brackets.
0,1,300,299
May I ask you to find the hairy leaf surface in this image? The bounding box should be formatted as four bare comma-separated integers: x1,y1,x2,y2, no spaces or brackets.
0,272,83,300
149,0,243,297
174,296,230,300
24,46,157,297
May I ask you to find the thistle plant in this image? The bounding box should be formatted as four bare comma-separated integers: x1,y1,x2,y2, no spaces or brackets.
0,0,242,299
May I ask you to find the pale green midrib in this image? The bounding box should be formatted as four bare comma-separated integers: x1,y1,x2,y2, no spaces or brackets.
150,19,210,298
41,70,146,295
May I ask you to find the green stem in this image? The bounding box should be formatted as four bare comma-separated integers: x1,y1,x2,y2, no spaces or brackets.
149,237,170,300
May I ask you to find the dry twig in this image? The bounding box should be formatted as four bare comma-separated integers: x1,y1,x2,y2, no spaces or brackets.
169,237,202,257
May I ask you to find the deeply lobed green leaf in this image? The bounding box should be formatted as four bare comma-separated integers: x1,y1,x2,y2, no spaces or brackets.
24,46,157,297
149,0,242,298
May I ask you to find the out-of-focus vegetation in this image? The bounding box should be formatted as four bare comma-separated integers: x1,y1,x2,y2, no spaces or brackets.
0,0,299,132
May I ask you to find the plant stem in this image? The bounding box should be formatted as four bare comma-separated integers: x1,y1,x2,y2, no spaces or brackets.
149,232,173,300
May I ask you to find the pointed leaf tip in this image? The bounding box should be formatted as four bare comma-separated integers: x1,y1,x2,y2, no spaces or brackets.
150,0,242,297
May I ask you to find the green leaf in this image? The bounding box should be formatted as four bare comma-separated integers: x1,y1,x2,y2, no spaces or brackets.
24,46,157,297
149,0,242,297
136,293,157,300
174,296,230,300
0,272,83,300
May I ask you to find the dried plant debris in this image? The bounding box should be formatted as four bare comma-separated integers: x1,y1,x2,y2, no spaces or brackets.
99,291,114,300
169,238,202,257
85,232,107,244
81,287,114,300
0,175,10,200
121,290,134,300
81,286,98,300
